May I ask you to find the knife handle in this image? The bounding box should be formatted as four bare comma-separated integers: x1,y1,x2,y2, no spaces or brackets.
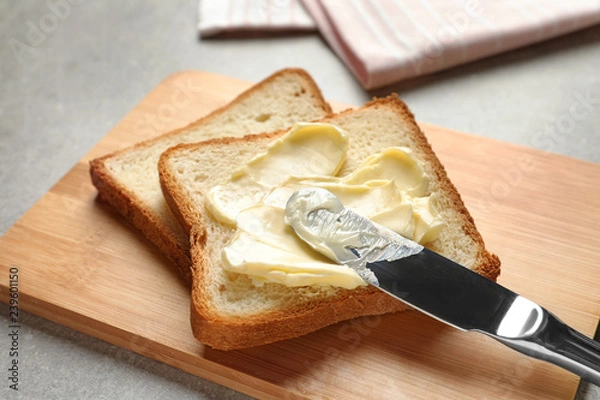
493,311,600,386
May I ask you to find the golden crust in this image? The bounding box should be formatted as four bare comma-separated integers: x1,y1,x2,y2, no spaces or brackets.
90,157,193,283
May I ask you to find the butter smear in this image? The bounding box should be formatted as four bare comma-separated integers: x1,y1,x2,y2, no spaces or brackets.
205,122,444,289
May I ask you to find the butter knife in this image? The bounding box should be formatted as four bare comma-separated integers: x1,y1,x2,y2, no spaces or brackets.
285,187,600,385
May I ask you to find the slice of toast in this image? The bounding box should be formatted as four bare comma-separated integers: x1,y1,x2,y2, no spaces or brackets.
89,69,332,283
159,95,501,350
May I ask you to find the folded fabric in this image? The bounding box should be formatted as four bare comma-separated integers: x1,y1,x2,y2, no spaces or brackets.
198,0,316,36
199,0,600,89
303,0,600,89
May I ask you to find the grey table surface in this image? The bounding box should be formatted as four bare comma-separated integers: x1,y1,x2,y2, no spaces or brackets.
0,1,599,399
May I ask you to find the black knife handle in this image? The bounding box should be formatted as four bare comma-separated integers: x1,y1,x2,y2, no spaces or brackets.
493,311,600,386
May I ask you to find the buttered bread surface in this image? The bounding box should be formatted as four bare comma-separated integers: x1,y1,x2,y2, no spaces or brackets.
158,94,500,350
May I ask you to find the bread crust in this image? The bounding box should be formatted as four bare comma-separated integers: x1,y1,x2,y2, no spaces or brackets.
167,94,501,350
89,68,332,284
90,162,193,283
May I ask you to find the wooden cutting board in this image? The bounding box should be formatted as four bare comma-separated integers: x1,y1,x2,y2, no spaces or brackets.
1,70,599,399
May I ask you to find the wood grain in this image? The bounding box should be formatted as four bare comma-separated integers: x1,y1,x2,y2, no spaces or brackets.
1,70,599,399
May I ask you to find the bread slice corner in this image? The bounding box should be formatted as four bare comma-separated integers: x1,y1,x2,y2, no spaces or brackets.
89,68,332,283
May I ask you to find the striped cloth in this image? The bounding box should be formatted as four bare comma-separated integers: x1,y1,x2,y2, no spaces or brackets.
198,0,600,89
198,0,316,36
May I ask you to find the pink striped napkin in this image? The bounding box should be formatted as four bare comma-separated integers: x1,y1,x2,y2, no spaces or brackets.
198,0,316,36
199,0,600,89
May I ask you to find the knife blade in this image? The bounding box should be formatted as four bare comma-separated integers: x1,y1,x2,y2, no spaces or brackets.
285,187,600,385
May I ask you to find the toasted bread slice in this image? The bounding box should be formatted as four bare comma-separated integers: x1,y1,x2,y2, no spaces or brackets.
159,95,501,350
89,69,332,282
